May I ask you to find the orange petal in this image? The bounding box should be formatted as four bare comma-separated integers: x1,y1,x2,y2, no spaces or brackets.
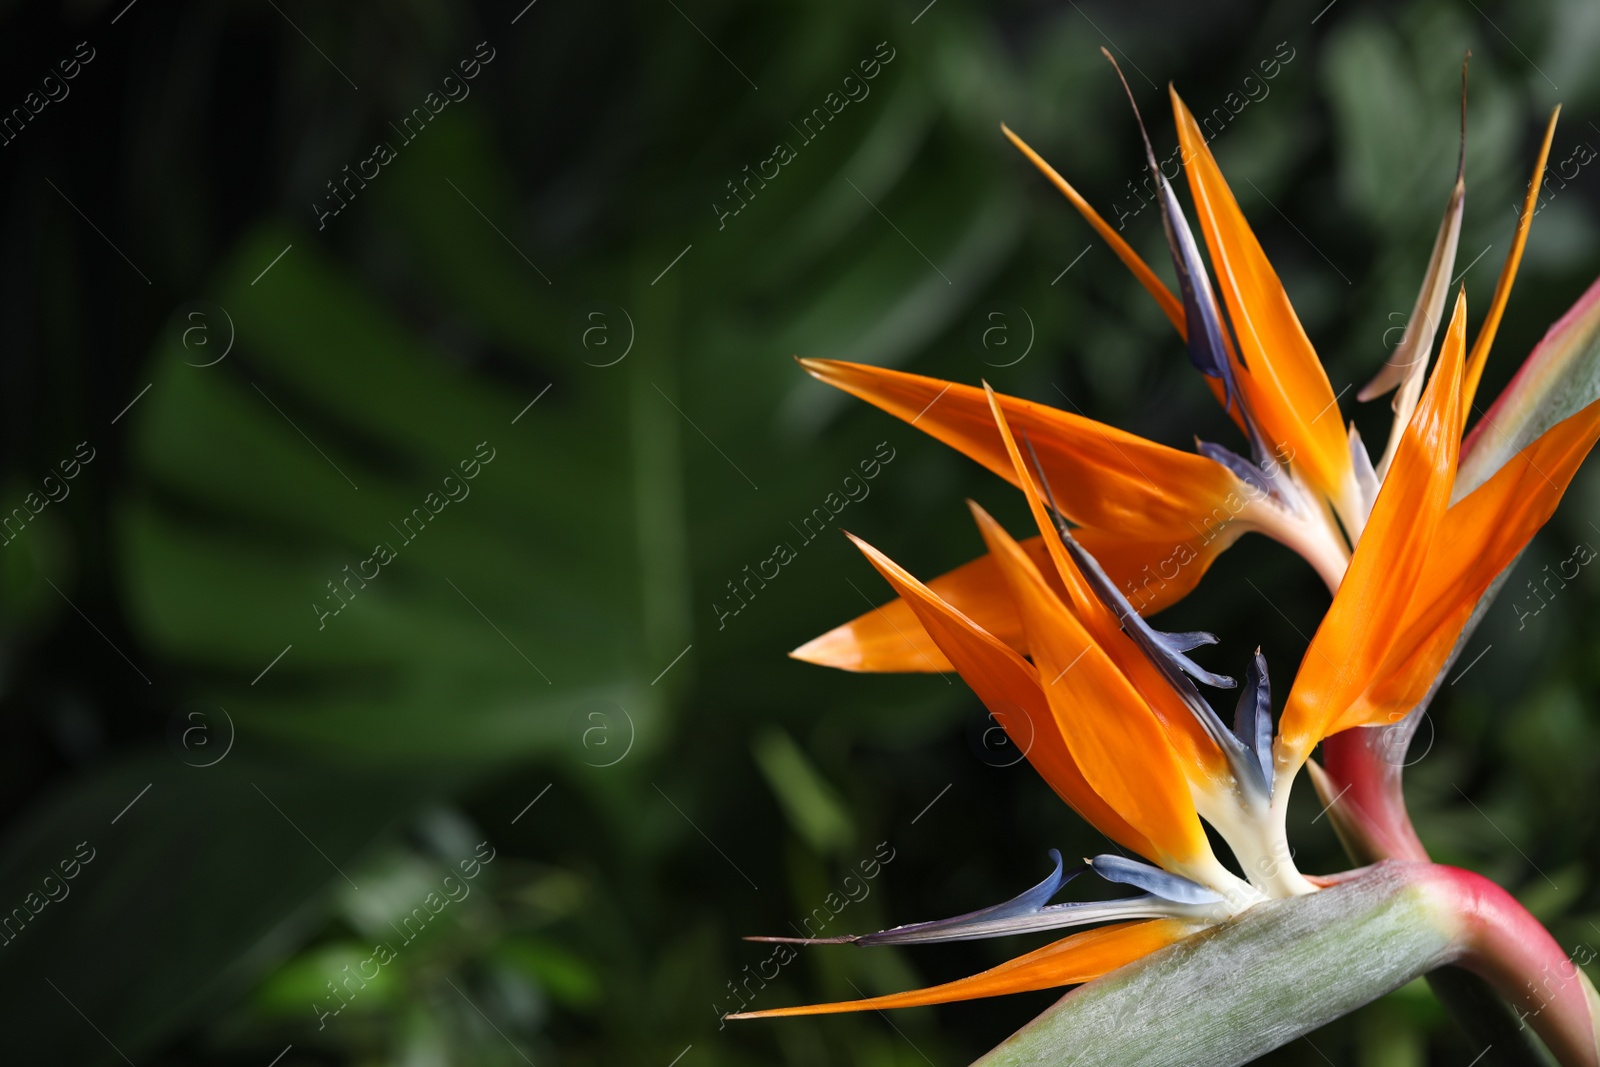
1461,106,1561,416
726,918,1197,1018
972,503,1214,873
1461,277,1600,485
791,537,1058,673
1001,123,1185,335
1350,395,1600,723
1280,292,1468,760
799,359,1251,552
845,532,1156,858
1075,526,1246,616
1001,124,1247,435
791,529,1242,675
980,384,1229,784
1171,91,1355,517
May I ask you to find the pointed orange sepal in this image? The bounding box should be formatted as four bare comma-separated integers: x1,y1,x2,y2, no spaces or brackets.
972,502,1214,873
845,532,1156,858
726,918,1198,1019
790,536,1058,673
1461,106,1562,417
1280,292,1468,760
801,360,1244,538
1001,123,1186,335
1170,90,1355,518
799,355,1252,600
1352,394,1600,724
981,384,1230,785
791,526,1240,674
791,360,1255,675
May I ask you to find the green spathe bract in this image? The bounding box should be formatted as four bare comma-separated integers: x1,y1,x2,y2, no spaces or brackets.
972,862,1589,1067
1459,276,1600,496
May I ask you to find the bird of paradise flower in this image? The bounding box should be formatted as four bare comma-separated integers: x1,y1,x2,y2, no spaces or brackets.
731,57,1600,1067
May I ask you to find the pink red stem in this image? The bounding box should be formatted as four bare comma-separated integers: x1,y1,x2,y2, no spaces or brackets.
1426,863,1600,1067
1318,733,1599,1064
1320,727,1429,863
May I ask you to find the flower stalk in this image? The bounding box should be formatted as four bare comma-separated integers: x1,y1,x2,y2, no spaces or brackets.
972,863,1600,1067
759,52,1600,1064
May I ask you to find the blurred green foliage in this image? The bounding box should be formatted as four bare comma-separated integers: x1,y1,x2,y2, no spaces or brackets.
1,0,1599,1064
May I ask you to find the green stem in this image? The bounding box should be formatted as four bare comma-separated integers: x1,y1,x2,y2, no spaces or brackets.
971,863,1600,1067
975,863,1456,1067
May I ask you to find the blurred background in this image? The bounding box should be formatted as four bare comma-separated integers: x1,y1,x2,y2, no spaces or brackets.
1,0,1598,1063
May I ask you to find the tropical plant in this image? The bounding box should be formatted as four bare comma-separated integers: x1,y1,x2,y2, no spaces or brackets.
734,65,1600,1067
